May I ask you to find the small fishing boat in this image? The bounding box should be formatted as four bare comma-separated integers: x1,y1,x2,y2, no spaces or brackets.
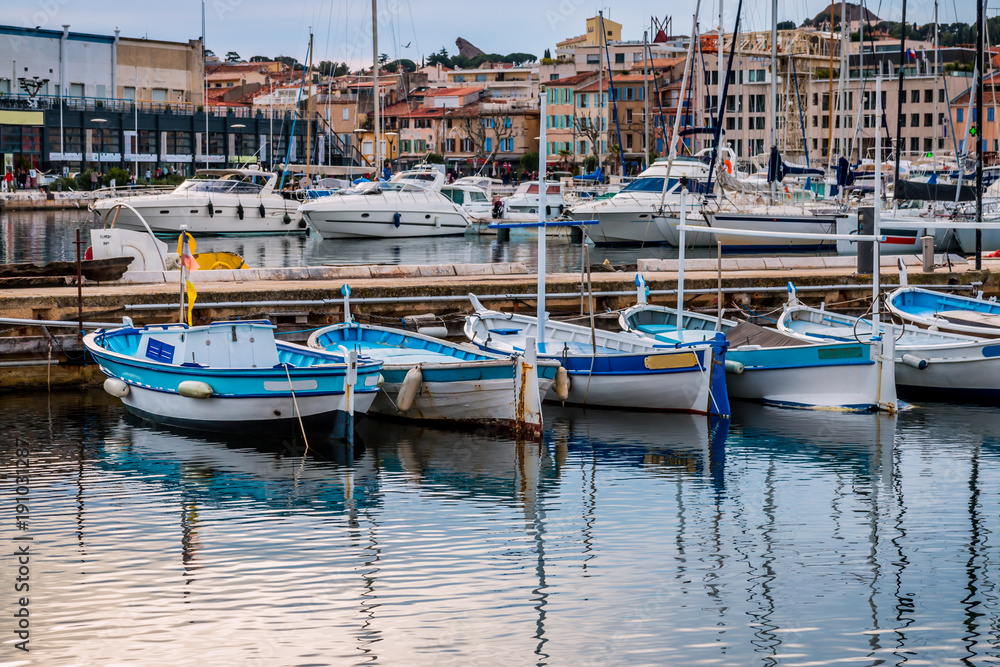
887,286,1000,338
465,296,730,416
85,319,384,438
618,303,897,412
778,303,1000,401
307,318,563,437
0,256,132,286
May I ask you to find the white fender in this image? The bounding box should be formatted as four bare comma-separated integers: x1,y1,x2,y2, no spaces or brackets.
724,359,745,374
901,353,928,370
178,380,214,399
396,366,422,412
103,377,130,397
554,366,571,402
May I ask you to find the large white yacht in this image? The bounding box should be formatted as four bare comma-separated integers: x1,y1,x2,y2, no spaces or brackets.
90,168,305,235
300,167,469,239
564,157,713,245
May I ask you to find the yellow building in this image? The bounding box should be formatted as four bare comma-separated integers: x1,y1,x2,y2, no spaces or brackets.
585,15,622,46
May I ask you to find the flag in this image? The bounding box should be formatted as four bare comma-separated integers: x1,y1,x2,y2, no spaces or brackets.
177,232,199,326
906,48,917,61
185,281,197,326
176,232,199,272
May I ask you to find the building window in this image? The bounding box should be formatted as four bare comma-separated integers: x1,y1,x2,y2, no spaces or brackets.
615,53,625,64
485,137,492,152
454,75,465,82
123,86,135,101
910,137,919,153
475,74,487,82
151,88,167,102
69,83,84,97
990,108,996,122
586,54,600,65
910,90,919,104
924,89,933,103
911,113,919,127
957,109,963,123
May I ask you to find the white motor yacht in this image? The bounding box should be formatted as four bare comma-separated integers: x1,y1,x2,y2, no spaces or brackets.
90,167,305,236
564,157,713,245
500,180,566,220
299,167,469,239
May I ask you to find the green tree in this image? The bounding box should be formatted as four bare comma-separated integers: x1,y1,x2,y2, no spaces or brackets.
543,48,552,60
521,150,539,173
249,55,270,62
225,51,241,62
427,48,450,67
274,55,300,70
776,21,795,30
425,152,445,164
384,58,417,72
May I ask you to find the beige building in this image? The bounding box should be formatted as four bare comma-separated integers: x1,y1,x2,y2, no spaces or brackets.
117,37,204,104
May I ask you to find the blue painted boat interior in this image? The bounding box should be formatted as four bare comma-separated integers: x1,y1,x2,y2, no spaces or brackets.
894,289,1000,318
315,325,496,365
97,322,346,369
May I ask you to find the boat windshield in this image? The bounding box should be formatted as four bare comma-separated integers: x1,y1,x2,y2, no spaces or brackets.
175,175,266,195
620,177,711,194
340,181,427,195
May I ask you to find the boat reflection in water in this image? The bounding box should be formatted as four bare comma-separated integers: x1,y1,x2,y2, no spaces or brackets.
10,390,1000,665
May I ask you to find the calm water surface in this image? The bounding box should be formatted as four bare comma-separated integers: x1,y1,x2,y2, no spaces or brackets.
2,209,727,272
1,391,999,665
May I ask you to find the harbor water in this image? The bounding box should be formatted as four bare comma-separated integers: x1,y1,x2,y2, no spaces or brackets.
3,209,729,271
2,390,1000,665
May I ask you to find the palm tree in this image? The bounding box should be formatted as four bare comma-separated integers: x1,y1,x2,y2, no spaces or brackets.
557,148,573,171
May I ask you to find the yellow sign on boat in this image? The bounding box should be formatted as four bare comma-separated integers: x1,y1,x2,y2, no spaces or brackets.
644,352,698,370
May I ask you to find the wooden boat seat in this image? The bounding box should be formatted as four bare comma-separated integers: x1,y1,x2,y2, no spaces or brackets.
935,310,1000,330
725,321,810,348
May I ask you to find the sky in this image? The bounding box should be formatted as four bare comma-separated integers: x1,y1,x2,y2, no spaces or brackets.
11,0,981,68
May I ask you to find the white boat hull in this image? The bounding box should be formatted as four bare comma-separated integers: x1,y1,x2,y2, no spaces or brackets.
375,375,554,426
120,383,377,434
301,192,469,239
727,361,887,410
93,197,304,236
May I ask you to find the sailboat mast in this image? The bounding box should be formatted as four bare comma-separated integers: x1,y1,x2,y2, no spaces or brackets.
933,0,939,155
537,86,548,349
975,0,984,269
372,0,381,175
893,0,907,191
825,2,834,170
838,0,847,159
305,30,313,183
643,30,650,169
598,11,604,175
770,0,777,200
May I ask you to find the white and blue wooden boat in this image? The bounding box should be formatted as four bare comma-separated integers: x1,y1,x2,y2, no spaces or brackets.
887,286,1000,338
618,303,897,412
307,320,562,437
84,319,383,438
778,303,1000,401
464,296,731,416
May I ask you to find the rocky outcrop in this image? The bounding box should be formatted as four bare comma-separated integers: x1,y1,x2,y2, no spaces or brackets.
456,37,484,59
